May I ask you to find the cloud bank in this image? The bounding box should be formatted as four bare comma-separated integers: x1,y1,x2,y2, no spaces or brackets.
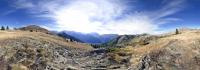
11,0,185,34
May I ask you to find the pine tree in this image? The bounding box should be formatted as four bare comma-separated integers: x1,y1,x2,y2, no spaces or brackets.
1,26,5,30
6,26,9,30
176,28,179,34
13,28,17,30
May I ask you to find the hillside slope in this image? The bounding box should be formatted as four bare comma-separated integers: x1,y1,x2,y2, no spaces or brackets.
104,34,158,48
57,31,84,43
107,29,200,70
18,25,50,34
0,31,94,70
1,29,200,70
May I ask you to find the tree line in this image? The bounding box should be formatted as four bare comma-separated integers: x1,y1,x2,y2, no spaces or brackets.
1,26,9,30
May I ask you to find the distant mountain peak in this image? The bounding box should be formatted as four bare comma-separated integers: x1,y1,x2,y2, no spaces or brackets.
18,25,50,33
59,31,118,44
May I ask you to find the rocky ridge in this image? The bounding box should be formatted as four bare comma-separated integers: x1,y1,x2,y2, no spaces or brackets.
1,28,200,70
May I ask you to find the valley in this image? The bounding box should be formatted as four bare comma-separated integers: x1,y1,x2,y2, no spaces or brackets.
0,26,200,70
0,0,199,70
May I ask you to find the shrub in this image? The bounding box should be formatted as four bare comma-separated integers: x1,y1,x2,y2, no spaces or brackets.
176,29,179,34
108,53,122,63
1,26,5,30
107,47,122,53
6,26,9,30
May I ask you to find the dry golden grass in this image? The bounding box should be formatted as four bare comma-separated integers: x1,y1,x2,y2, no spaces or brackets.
100,30,200,66
11,64,28,70
120,30,200,66
0,30,93,50
0,31,95,69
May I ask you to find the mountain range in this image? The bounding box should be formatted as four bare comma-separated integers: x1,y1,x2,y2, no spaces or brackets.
1,25,200,70
59,31,118,44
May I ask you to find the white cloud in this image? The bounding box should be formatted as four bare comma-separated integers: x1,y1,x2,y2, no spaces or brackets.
1,10,16,16
52,0,127,34
12,0,35,9
12,0,185,35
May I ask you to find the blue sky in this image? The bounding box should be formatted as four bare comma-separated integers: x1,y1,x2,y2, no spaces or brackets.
0,0,199,34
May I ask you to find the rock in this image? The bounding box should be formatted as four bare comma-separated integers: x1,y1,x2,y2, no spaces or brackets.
67,65,78,70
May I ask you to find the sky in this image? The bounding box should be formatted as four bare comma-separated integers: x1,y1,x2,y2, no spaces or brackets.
0,0,199,34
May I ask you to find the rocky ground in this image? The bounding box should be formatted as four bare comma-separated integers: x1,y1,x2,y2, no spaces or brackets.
112,29,200,70
0,29,200,70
